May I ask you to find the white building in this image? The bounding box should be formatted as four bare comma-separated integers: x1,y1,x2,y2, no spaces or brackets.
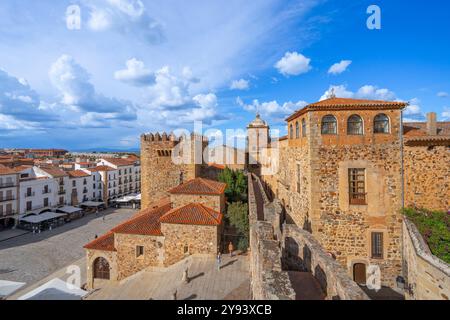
83,165,117,204
98,158,141,196
66,170,95,205
34,167,71,207
0,165,19,228
16,166,61,216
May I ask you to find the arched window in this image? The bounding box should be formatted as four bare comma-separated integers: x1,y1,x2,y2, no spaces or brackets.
321,115,337,135
374,114,390,133
295,121,300,138
347,115,364,135
93,257,110,280
290,124,294,139
302,119,306,137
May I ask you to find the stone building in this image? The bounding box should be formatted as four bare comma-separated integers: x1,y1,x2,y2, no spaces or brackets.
84,177,225,289
261,97,409,288
403,113,450,211
140,132,208,209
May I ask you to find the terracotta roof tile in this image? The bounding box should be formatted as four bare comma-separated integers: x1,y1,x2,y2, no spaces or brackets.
83,232,116,251
168,178,227,195
88,165,116,172
67,170,90,178
111,203,172,236
286,97,408,121
160,203,223,226
0,165,16,175
38,166,68,178
403,122,450,137
102,158,136,166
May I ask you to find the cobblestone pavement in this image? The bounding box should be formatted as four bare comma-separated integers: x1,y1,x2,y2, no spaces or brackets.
0,208,136,286
86,254,250,300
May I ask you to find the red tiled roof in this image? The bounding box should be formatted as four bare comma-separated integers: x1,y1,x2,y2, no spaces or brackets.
88,165,116,172
12,165,32,172
207,163,226,170
111,203,172,236
0,165,16,175
168,178,227,195
160,203,223,226
83,232,116,251
286,97,408,121
102,158,135,167
403,122,450,137
38,166,68,178
67,170,90,178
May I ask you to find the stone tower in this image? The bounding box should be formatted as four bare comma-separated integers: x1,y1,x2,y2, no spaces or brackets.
246,113,270,173
140,132,208,209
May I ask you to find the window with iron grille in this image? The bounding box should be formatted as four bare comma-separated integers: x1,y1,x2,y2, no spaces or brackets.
374,114,390,133
347,115,363,135
349,168,366,205
321,115,337,134
302,119,306,137
295,121,300,138
290,124,294,139
371,232,383,259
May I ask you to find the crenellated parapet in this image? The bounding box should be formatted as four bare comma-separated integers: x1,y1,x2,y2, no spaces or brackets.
141,132,209,143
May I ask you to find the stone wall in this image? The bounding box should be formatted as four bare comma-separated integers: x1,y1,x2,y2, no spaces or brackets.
170,193,225,213
161,223,220,267
404,145,450,211
249,173,368,300
282,225,369,300
402,218,450,300
115,233,165,280
140,134,207,209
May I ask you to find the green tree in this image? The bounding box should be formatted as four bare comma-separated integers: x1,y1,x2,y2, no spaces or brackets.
218,168,247,203
226,202,249,251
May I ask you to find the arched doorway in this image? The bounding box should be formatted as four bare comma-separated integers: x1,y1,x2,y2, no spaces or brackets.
353,263,366,285
93,257,110,280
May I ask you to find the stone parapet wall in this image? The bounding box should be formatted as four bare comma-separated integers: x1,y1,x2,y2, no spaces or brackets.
402,218,450,300
282,225,369,300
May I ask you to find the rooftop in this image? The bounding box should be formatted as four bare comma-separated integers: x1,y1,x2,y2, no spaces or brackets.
102,158,136,167
160,203,223,226
67,170,91,178
0,165,16,176
286,97,408,121
38,166,68,178
88,165,116,172
168,177,227,195
83,232,116,252
110,203,172,236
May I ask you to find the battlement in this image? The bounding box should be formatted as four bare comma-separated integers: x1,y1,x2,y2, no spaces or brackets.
141,132,209,143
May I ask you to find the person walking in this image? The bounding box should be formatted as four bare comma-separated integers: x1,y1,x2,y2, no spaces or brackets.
216,252,222,271
228,241,234,258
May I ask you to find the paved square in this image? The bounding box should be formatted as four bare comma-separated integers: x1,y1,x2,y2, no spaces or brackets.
0,208,136,287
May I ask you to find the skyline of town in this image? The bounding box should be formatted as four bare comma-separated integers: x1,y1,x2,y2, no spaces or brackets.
1,0,450,150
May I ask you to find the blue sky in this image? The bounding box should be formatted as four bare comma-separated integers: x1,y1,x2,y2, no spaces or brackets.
0,0,449,149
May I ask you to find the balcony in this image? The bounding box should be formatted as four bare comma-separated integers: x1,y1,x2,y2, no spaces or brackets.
83,189,88,194
42,189,52,194
0,197,15,203
58,189,66,195
59,181,64,186
0,182,16,189
25,192,35,198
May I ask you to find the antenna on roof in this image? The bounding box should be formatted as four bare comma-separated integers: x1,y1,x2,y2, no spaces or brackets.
329,87,336,99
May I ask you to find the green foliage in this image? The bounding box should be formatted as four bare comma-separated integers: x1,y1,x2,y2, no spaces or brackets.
226,202,249,252
403,208,450,264
218,168,248,203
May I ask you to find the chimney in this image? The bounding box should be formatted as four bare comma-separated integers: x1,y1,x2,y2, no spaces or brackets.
426,112,437,136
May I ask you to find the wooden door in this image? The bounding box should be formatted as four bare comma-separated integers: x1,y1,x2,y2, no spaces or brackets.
353,263,366,285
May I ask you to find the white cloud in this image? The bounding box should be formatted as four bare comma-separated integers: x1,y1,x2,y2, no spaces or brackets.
320,84,396,101
437,91,449,98
237,97,307,116
275,51,311,76
88,9,111,31
441,107,450,120
328,60,352,75
230,79,250,90
114,58,155,86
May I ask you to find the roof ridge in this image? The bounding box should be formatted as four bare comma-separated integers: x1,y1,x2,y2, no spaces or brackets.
111,203,171,232
198,203,221,223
